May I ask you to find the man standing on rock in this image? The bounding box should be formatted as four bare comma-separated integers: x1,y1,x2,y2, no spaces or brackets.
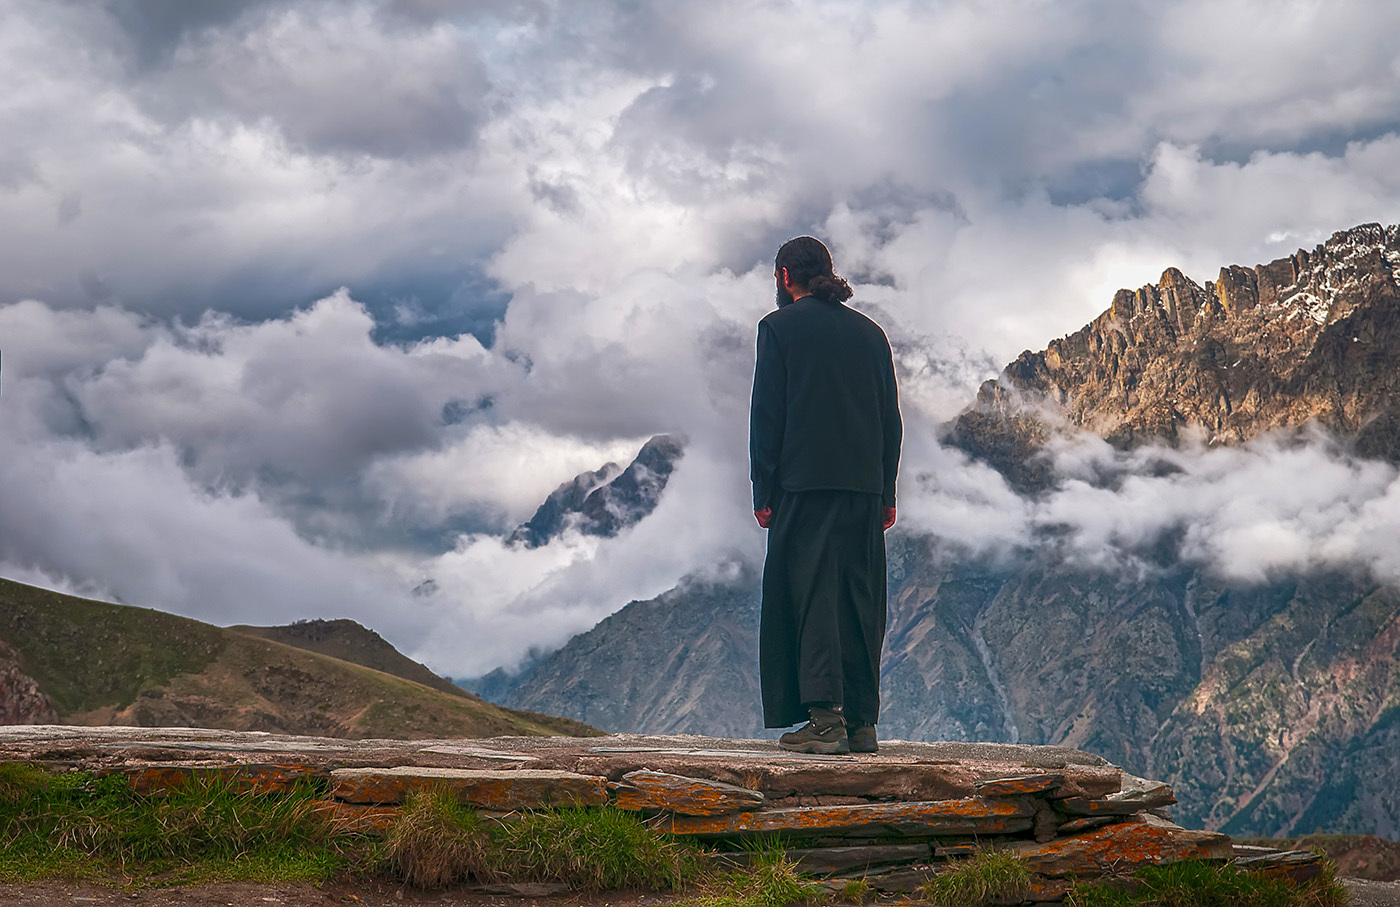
750,235,902,755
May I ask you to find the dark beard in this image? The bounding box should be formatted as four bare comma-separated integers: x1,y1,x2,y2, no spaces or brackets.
775,276,795,308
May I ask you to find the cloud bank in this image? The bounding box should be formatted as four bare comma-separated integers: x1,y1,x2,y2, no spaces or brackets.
4,0,1400,675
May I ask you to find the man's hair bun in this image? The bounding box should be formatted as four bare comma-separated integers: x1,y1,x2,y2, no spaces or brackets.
807,274,854,303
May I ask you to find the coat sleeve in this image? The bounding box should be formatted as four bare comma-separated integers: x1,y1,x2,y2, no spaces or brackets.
749,319,786,511
880,335,902,508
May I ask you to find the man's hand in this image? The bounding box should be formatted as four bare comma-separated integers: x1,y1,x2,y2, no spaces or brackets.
883,507,896,531
755,507,773,529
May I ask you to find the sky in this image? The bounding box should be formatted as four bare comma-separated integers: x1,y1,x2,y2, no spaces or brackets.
4,0,1400,677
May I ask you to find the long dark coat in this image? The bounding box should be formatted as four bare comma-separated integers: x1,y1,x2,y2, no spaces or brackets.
749,295,902,728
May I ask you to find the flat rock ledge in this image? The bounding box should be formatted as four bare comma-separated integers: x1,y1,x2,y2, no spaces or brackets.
0,726,1323,902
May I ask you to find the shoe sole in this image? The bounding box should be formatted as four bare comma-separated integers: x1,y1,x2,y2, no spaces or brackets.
778,739,850,755
849,743,878,754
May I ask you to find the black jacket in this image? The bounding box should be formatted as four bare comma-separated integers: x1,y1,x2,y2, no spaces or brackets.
749,296,902,511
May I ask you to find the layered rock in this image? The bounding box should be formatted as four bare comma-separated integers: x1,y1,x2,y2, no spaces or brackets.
0,726,1286,900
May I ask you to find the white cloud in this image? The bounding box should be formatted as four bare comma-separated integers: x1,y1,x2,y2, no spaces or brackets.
3,0,1400,677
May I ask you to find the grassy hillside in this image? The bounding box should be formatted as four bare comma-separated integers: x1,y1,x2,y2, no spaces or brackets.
227,618,473,701
0,576,598,738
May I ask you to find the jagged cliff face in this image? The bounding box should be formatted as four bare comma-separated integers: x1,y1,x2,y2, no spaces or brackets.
479,224,1400,839
507,434,685,548
953,224,1400,488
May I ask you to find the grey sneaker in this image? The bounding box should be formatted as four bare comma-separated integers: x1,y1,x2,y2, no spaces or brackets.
779,707,849,754
849,724,878,754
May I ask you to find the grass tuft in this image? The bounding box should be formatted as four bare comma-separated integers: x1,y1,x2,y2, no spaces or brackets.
0,763,351,885
495,806,698,891
685,844,820,907
383,786,495,889
920,849,1031,906
836,877,873,903
0,762,52,806
1065,858,1349,907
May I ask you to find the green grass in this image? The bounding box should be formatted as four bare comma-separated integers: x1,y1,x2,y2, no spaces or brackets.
381,789,701,890
919,849,1031,906
495,806,700,891
0,577,227,715
0,763,361,886
835,877,873,903
682,843,821,907
1,764,701,891
382,786,496,888
1065,859,1349,907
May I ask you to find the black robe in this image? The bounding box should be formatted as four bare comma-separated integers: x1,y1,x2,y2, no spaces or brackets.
749,296,902,729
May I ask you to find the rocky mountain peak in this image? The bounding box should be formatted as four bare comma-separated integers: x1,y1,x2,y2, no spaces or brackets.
951,223,1400,489
507,433,686,549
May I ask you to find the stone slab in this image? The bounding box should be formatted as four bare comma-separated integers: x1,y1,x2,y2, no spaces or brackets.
330,767,607,809
0,728,1124,799
860,865,937,892
1059,815,1122,834
785,843,932,875
123,763,328,796
976,773,1064,797
1236,850,1326,885
1058,783,1175,816
416,745,536,762
610,770,763,816
664,797,1036,838
1008,818,1232,878
551,755,1121,803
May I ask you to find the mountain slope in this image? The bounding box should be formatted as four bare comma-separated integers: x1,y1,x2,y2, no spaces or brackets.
477,223,1400,838
0,576,596,738
228,618,474,701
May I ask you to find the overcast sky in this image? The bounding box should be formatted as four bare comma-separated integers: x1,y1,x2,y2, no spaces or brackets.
5,0,1400,677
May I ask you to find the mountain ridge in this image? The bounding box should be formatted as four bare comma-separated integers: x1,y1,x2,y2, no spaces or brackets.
951,223,1400,489
0,575,597,739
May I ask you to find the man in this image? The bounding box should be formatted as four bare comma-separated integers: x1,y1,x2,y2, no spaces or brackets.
750,235,902,755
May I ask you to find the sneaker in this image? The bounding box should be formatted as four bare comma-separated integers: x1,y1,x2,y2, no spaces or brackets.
849,724,878,754
779,706,849,754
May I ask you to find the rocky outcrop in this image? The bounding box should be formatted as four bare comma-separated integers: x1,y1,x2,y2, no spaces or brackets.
0,639,57,725
951,223,1400,489
507,434,685,548
1,727,1301,901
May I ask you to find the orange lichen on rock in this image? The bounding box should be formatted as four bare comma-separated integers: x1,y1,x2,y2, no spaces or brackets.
975,773,1064,797
609,770,764,815
664,796,1035,838
1010,816,1232,878
329,767,607,809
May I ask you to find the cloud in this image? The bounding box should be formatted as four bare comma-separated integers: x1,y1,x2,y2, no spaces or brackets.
5,0,1400,677
899,426,1400,590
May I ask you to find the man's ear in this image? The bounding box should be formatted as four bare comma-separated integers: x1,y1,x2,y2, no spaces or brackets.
779,267,790,287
